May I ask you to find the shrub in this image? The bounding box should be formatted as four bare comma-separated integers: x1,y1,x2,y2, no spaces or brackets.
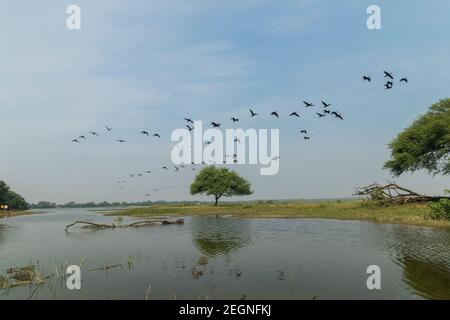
425,190,450,221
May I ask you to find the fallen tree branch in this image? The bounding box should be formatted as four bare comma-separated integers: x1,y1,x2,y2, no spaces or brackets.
65,219,184,232
353,182,449,206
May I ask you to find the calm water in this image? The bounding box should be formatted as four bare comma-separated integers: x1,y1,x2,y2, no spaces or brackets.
0,208,449,300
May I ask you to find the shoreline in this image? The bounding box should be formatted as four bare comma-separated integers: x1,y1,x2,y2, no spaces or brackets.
0,210,32,219
108,200,450,229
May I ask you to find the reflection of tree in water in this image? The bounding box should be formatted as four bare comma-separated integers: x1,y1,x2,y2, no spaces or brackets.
388,225,450,300
401,257,450,300
191,217,251,257
0,224,6,247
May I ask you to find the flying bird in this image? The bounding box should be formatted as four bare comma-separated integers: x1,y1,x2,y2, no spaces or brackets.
78,136,86,140
303,101,314,107
184,118,194,124
186,125,194,132
362,76,371,82
290,112,300,117
400,77,408,83
140,131,149,136
210,122,221,128
249,109,258,117
321,101,331,108
270,111,279,118
71,139,79,143
331,112,343,120
234,138,241,143
384,71,394,79
300,130,307,134
384,82,393,90
146,171,151,174
89,132,99,136
153,133,161,138
117,139,127,143
162,166,168,170
231,117,239,122
316,113,326,118
304,136,310,140
105,126,113,131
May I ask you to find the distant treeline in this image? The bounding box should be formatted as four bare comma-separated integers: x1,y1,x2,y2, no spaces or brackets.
28,200,207,209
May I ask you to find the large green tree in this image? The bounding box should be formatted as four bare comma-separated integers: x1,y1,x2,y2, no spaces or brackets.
190,166,253,205
384,98,450,176
0,180,28,210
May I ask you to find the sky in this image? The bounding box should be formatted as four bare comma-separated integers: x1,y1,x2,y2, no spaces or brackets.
1,0,449,204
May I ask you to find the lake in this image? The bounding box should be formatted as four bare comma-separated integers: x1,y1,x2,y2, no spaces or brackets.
0,208,449,299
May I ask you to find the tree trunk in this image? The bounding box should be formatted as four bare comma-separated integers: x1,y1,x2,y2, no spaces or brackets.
214,194,222,206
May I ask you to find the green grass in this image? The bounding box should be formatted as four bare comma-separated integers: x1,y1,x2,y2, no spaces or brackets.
0,210,31,219
109,200,450,229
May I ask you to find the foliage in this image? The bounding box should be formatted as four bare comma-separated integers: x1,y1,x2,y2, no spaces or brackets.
384,98,450,176
0,180,28,210
190,166,252,205
425,190,450,221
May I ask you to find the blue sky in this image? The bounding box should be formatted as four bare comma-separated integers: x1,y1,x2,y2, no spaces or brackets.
1,1,449,203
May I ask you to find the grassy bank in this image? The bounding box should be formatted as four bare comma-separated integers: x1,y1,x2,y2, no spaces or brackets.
0,210,31,219
110,200,450,229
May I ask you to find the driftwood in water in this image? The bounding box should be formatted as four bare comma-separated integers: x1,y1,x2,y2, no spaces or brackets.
65,219,184,232
354,182,448,206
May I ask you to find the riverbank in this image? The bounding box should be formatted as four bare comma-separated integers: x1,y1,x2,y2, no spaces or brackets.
0,210,31,219
108,200,450,229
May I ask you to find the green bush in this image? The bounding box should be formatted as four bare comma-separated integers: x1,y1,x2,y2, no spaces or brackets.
425,190,450,221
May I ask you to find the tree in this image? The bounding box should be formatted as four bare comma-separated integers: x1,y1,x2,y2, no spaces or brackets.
384,98,450,176
190,166,253,205
0,180,28,210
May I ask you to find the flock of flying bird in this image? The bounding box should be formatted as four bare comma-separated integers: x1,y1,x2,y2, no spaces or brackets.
70,71,407,197
362,70,408,90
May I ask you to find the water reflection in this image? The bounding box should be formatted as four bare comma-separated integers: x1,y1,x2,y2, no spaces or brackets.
387,225,450,300
191,217,251,257
401,257,450,299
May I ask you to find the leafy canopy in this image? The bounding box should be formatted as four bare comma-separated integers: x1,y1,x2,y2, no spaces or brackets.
190,166,252,205
0,180,28,210
384,98,450,176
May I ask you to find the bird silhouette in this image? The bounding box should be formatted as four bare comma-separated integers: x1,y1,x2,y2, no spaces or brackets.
105,126,113,132
384,82,393,90
186,125,194,132
384,71,394,79
249,109,258,117
234,138,241,143
231,117,239,122
303,101,314,107
323,110,331,114
210,122,221,128
129,174,135,178
331,112,343,120
316,113,326,118
78,136,86,140
184,118,194,124
400,77,408,83
321,101,331,108
71,139,79,143
140,131,149,136
300,130,307,134
304,136,310,140
117,139,127,143
153,133,161,138
270,111,279,118
146,171,151,174
137,173,143,177
362,76,371,82
89,132,99,136
162,166,168,170
290,112,300,117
